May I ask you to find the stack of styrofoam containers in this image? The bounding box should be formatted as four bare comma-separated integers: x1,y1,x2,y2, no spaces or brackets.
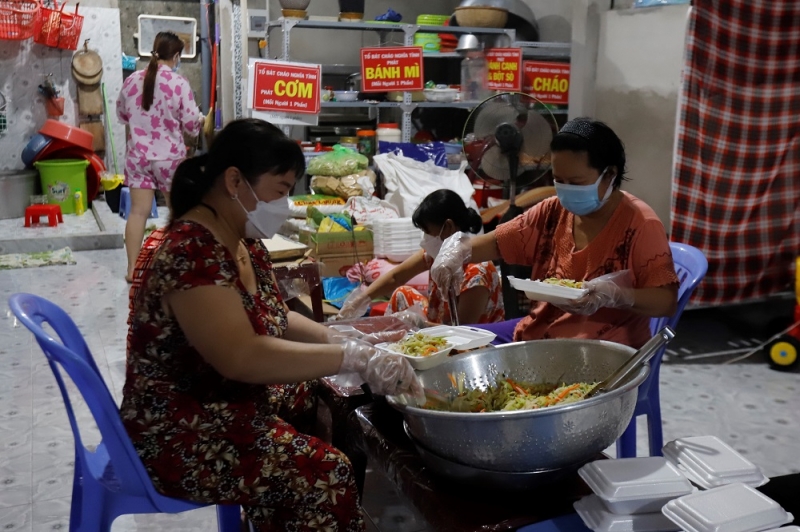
373,218,423,263
662,436,769,490
576,457,693,532
575,436,792,532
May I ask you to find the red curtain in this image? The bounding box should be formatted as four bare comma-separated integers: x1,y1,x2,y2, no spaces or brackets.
670,0,800,305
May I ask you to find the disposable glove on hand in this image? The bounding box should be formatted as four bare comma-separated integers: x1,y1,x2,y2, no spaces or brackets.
339,340,425,404
553,270,636,316
326,325,405,345
430,231,472,293
334,287,371,321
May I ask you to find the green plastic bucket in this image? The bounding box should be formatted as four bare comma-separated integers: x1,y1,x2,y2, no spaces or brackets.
34,159,89,214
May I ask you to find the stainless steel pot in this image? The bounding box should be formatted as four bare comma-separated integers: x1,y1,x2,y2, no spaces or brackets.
388,339,647,472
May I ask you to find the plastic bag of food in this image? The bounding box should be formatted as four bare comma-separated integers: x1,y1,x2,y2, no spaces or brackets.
307,145,369,177
310,169,377,200
345,196,399,227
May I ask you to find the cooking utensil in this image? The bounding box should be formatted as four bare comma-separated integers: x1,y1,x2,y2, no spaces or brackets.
387,338,647,472
448,289,460,326
585,326,675,399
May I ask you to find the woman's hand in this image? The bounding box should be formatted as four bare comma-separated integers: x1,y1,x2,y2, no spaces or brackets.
340,340,424,403
326,325,405,345
335,289,371,321
431,232,472,291
553,270,635,315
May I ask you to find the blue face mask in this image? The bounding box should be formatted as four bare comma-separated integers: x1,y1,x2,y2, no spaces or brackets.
172,58,181,73
554,167,613,216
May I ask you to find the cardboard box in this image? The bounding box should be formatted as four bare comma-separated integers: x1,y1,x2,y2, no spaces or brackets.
300,229,373,257
313,253,364,278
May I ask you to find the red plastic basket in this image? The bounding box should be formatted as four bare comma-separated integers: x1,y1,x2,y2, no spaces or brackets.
0,0,41,40
34,0,81,50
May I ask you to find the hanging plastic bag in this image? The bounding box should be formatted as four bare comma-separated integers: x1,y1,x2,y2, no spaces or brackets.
374,151,476,217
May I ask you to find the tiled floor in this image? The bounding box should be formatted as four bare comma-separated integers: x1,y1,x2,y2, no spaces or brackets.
1,249,799,531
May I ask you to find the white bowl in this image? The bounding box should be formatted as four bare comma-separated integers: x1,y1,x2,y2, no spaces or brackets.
334,90,359,102
424,88,459,103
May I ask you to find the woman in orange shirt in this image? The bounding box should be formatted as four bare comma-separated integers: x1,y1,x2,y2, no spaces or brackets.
432,118,678,348
337,189,504,325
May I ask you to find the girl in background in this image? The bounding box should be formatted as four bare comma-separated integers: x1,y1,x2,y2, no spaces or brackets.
117,31,204,282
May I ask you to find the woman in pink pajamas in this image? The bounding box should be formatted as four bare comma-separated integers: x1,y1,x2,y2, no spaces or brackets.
117,31,204,282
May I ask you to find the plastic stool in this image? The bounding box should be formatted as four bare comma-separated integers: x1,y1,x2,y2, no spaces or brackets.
119,187,159,220
25,204,63,227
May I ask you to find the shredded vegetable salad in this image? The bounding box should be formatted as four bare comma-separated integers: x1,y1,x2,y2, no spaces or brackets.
389,333,450,357
426,374,597,412
542,277,585,289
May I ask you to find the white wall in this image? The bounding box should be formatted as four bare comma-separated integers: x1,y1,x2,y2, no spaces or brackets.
594,4,689,226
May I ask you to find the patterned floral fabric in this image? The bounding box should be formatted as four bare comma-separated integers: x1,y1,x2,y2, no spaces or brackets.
122,221,364,531
388,259,505,324
117,64,202,190
495,193,679,348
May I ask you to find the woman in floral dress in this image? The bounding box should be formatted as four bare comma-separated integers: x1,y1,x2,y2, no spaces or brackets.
122,119,422,531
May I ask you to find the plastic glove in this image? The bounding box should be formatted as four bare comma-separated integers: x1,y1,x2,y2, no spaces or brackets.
389,305,430,329
326,325,405,345
339,340,425,404
430,231,472,293
553,270,636,315
334,286,371,321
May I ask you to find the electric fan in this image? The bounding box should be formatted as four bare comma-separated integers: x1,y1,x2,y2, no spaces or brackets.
462,92,558,222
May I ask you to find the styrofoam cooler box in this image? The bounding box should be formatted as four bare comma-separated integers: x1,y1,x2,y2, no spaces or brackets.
579,458,694,515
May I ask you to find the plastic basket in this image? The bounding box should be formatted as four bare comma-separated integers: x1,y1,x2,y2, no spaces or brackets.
34,0,81,50
0,0,41,40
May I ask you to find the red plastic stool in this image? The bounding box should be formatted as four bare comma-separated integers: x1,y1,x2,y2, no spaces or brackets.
369,301,389,317
25,205,63,227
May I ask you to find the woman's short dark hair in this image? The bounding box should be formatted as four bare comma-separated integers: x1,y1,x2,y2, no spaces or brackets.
170,118,305,219
550,118,628,188
412,189,483,234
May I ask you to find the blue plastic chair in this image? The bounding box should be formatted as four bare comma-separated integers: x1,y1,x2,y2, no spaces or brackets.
616,242,708,458
118,187,159,220
8,293,242,532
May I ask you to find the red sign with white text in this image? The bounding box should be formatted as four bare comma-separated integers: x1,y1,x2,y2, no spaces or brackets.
523,61,571,105
360,46,424,92
486,48,523,91
251,61,321,114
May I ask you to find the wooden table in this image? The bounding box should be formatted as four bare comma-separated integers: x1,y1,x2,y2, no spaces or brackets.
272,260,324,322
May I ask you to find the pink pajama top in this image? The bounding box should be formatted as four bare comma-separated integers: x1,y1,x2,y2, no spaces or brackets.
117,64,203,161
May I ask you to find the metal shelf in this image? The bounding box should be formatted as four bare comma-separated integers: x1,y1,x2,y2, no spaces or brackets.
516,41,571,60
267,19,515,37
320,101,568,114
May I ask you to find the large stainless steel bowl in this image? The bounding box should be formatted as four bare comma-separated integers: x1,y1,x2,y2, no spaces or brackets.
387,339,647,472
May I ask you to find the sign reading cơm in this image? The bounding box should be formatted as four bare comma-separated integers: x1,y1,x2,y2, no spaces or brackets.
250,60,321,114
360,46,424,92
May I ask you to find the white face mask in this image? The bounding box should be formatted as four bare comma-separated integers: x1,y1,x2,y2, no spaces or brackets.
420,224,446,258
236,181,292,239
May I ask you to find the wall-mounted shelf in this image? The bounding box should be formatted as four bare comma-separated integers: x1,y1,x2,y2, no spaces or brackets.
267,19,515,37
321,101,568,114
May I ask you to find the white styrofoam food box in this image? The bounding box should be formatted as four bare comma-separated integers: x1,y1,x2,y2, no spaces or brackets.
663,436,768,489
575,495,681,532
661,483,792,532
579,457,694,515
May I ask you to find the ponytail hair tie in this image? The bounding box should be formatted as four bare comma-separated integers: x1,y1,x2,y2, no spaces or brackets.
151,51,159,59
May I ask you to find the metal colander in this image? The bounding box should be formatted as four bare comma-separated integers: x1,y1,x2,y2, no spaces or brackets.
387,339,648,472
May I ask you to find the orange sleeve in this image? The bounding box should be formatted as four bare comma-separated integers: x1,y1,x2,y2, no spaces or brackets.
630,219,680,288
494,200,555,266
